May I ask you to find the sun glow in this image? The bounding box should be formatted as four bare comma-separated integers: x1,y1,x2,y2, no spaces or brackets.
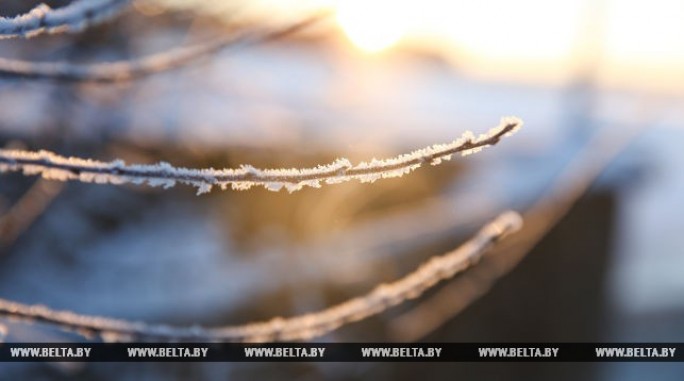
329,0,684,89
333,0,584,61
155,0,684,89
335,0,411,53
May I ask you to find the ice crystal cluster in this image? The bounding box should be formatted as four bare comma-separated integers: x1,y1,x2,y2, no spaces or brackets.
0,211,522,342
0,13,323,82
0,0,129,39
0,117,522,195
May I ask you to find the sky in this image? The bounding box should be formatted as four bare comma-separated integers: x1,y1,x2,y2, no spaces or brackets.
151,0,684,92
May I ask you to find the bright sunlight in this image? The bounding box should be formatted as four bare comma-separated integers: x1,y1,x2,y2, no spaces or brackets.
335,0,411,53
331,0,684,89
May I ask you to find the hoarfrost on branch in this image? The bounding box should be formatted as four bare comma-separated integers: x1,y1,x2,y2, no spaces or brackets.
0,117,522,195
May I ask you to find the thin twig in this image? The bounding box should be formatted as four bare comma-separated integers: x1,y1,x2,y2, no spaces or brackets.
389,122,645,341
0,0,130,39
0,12,327,82
0,117,522,194
0,211,522,342
0,178,64,249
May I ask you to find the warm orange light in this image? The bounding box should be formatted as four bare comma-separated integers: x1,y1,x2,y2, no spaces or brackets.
333,0,582,60
156,0,684,90
335,0,410,53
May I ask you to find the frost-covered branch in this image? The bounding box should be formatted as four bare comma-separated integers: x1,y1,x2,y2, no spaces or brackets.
0,13,325,82
389,122,647,341
0,211,522,342
0,117,522,194
0,0,130,39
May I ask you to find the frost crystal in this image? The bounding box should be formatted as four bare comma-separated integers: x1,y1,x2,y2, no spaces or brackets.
0,211,522,342
0,12,326,82
0,0,130,39
0,117,522,195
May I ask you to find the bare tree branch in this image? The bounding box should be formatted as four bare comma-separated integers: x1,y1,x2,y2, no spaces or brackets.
0,117,522,194
389,121,646,341
0,0,130,39
0,12,326,82
0,178,64,249
0,210,522,342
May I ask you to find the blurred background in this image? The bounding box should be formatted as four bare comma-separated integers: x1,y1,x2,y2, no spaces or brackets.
0,0,683,379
